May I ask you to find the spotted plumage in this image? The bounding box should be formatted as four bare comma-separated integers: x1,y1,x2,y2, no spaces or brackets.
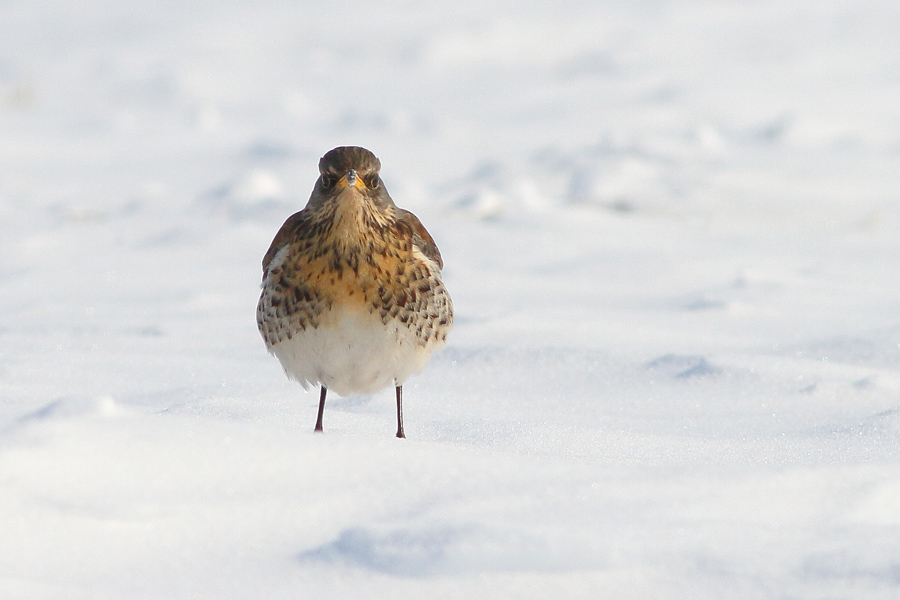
257,146,453,437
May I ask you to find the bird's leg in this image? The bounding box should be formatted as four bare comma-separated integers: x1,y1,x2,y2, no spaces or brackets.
395,384,405,439
315,386,327,432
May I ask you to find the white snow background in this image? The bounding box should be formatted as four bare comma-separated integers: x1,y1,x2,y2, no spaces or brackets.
2,0,900,597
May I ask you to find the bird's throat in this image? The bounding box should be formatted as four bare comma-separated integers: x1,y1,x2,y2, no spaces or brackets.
328,191,389,247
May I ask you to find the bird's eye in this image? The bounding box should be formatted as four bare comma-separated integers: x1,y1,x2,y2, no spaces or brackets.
320,175,334,189
366,175,381,189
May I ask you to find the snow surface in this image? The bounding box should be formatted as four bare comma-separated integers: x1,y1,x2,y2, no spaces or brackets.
2,0,900,597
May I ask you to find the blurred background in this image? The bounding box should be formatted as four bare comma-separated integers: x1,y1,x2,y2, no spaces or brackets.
3,0,899,219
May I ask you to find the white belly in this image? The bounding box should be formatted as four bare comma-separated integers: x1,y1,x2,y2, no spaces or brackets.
268,311,440,397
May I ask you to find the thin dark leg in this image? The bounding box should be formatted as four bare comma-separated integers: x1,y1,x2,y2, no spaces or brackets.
315,386,327,432
395,385,405,439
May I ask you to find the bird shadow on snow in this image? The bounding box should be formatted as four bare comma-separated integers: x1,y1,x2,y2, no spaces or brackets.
9,395,120,427
327,394,376,411
0,395,123,444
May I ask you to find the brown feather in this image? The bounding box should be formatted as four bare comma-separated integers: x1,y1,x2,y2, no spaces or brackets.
396,209,443,269
262,209,311,278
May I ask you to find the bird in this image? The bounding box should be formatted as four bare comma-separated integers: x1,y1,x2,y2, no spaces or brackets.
256,146,453,438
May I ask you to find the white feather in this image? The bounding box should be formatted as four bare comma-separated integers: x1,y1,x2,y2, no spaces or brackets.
268,309,440,396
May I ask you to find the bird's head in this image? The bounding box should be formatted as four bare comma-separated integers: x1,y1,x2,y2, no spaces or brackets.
310,146,395,209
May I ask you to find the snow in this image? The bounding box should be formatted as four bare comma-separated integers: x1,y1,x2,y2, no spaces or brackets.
2,0,900,597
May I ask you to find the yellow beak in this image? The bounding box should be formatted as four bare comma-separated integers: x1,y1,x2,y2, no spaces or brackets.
335,169,366,191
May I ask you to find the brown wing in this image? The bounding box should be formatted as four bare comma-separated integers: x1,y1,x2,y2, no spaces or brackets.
396,209,443,270
262,209,311,279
